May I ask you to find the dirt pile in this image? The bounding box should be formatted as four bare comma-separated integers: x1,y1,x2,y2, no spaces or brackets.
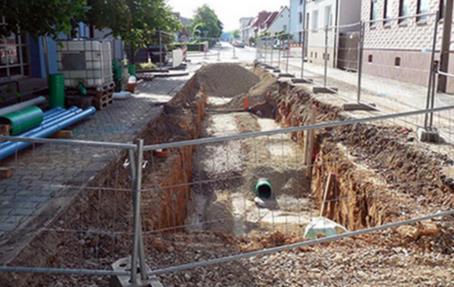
225,67,279,115
195,63,260,99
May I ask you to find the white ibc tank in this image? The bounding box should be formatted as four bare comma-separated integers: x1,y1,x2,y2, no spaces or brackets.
57,40,113,88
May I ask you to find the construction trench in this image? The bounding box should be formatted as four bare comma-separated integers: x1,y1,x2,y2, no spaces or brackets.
2,63,454,286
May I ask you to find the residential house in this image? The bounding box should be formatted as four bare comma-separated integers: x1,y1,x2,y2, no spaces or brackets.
267,6,291,36
240,17,254,44
174,13,192,42
251,11,275,38
290,0,306,43
306,0,361,66
361,0,454,92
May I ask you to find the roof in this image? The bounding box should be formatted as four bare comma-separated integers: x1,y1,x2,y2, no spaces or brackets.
264,11,279,28
251,11,272,28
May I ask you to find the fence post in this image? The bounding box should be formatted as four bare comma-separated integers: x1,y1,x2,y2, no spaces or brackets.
263,37,267,65
232,41,237,59
278,36,282,70
425,13,439,129
285,36,290,73
356,21,364,103
323,25,329,88
217,39,221,61
204,38,208,60
130,139,145,284
301,28,306,79
159,30,163,67
429,61,439,127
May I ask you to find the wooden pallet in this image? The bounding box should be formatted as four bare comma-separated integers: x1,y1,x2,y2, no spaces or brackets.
65,94,94,109
66,81,115,110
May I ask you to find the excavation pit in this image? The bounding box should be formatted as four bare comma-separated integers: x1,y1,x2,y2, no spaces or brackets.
4,63,454,287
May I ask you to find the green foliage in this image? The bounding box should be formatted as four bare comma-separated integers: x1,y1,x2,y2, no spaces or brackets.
86,0,180,47
0,0,87,38
190,5,222,39
232,29,240,39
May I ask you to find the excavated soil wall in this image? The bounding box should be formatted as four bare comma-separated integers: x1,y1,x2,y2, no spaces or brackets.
257,69,454,230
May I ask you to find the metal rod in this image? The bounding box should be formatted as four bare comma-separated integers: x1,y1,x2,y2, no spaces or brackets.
159,30,163,67
437,70,454,78
130,139,144,284
143,105,454,151
270,36,274,66
425,13,439,129
0,136,136,150
323,25,329,88
0,266,129,276
429,61,439,127
357,21,364,103
147,210,454,276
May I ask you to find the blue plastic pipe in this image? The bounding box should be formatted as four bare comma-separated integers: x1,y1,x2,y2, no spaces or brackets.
0,107,81,149
0,107,96,160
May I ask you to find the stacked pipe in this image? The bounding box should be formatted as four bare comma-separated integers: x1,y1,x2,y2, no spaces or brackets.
0,106,96,161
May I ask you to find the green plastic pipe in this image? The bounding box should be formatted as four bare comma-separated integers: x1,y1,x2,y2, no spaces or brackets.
0,106,44,135
128,64,136,77
48,73,65,108
255,178,272,199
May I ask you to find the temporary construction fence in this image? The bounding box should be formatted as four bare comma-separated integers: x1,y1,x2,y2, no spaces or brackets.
255,10,449,126
0,104,454,285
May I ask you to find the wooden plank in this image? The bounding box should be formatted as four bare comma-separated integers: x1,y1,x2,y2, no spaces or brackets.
320,173,334,217
0,167,13,180
52,130,73,139
0,124,10,136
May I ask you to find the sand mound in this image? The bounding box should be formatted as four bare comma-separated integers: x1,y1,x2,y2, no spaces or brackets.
196,63,260,98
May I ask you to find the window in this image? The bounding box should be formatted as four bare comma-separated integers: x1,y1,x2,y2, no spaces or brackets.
299,31,303,43
370,0,379,26
324,5,332,27
399,0,411,23
383,0,391,24
368,55,373,62
417,0,430,21
395,57,401,66
312,10,319,31
0,33,29,78
299,12,303,23
300,0,303,4
439,0,445,19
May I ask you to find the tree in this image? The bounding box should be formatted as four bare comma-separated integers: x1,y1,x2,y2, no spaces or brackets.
0,0,87,38
232,29,240,39
190,5,223,40
84,0,180,63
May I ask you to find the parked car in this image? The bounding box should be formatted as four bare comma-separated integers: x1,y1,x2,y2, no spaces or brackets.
232,41,245,48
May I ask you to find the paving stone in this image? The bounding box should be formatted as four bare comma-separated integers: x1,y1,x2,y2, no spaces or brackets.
0,75,190,242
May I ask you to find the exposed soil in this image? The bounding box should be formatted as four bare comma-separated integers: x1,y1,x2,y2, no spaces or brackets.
3,63,454,286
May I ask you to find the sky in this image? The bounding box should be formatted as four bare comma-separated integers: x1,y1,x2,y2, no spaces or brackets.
166,0,288,31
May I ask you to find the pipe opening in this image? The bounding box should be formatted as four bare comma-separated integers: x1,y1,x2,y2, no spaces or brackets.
255,178,272,199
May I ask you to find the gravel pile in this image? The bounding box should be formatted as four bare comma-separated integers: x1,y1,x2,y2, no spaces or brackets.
149,226,454,286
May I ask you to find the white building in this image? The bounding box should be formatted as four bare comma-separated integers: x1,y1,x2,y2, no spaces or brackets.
267,6,291,35
239,17,254,44
306,0,361,66
289,0,305,43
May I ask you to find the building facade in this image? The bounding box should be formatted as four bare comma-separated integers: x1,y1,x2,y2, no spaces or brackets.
361,0,454,92
267,7,291,35
240,17,254,44
306,0,361,66
290,0,305,43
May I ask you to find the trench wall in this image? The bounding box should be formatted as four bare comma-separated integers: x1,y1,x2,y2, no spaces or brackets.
269,75,454,230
